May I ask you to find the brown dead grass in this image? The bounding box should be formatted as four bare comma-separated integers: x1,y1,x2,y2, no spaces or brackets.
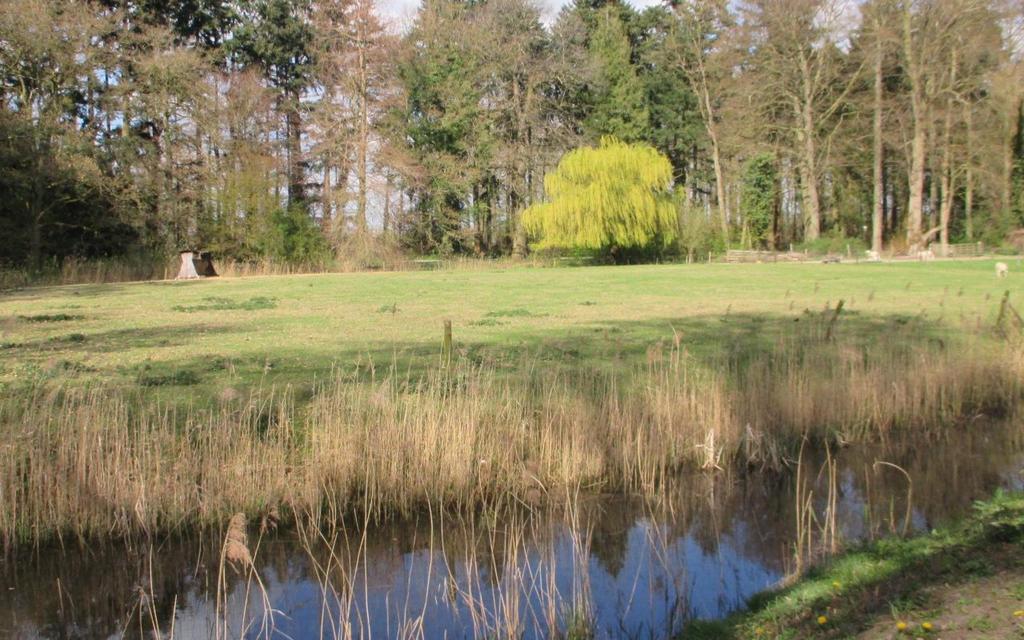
0,322,1020,549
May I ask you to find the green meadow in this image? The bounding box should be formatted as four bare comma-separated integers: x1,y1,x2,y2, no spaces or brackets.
1,259,1020,401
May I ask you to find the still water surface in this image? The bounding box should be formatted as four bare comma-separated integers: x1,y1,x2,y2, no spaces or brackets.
2,427,1022,639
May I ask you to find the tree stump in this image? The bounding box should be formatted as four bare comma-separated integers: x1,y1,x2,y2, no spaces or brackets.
176,251,199,279
176,251,218,279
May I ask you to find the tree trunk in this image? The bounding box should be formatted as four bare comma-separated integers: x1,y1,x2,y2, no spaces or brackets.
906,118,927,248
383,173,392,235
871,31,885,253
355,35,369,233
708,124,730,244
28,141,48,271
327,163,350,244
511,76,528,258
797,55,821,242
691,53,730,244
323,163,337,240
472,183,485,253
796,132,822,242
1002,97,1020,224
285,93,305,209
964,104,974,240
938,50,957,255
29,211,43,272
938,137,953,255
903,7,925,249
510,185,526,258
928,135,938,230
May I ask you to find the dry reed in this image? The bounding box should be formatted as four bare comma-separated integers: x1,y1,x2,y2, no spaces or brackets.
0,251,595,290
0,322,1020,549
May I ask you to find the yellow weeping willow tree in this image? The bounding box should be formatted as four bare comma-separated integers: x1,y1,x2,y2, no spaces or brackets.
522,138,677,257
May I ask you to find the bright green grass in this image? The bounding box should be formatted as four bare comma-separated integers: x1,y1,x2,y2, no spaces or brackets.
680,490,1024,639
1,260,1020,401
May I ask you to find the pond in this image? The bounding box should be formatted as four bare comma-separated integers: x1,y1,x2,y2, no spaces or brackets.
2,424,1022,639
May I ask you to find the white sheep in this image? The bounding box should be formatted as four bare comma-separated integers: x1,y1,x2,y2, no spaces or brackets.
865,249,881,262
996,262,1009,278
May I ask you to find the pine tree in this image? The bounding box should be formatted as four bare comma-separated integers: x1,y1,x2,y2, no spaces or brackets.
230,0,315,210
396,0,491,253
585,7,649,143
636,6,703,185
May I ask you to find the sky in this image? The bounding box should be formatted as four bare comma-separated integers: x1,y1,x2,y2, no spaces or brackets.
377,0,665,28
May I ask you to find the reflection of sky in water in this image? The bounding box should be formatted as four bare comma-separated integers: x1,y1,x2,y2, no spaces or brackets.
163,518,783,640
2,431,1022,639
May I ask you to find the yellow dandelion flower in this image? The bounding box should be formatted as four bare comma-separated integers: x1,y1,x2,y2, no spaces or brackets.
831,581,841,589
817,615,828,625
754,627,765,636
896,621,908,631
921,621,933,631
1014,610,1024,618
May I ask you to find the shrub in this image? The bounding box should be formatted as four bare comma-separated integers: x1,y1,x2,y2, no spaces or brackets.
677,196,726,260
258,205,331,266
796,233,868,257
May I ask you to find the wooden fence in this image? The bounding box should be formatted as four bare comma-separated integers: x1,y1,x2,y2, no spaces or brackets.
943,242,985,258
725,250,809,263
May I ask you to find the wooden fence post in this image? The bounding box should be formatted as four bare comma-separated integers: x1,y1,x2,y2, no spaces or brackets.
825,299,845,342
441,319,453,367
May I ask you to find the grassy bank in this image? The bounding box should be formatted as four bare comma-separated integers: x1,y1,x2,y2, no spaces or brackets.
682,490,1024,639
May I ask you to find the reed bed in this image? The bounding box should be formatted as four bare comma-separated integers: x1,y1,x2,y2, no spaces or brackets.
5,435,1020,638
0,321,1020,549
126,498,600,640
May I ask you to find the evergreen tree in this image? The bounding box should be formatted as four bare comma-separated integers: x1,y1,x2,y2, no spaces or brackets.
396,0,490,253
585,7,649,143
635,6,703,184
230,0,315,209
102,0,237,48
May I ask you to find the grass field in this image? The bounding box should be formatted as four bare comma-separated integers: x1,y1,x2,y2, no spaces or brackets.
1,259,1021,400
1,259,1022,545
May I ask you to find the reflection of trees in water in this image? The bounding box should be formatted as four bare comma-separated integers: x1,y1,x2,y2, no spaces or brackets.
584,498,634,577
0,534,218,638
1,423,1019,637
818,427,1023,538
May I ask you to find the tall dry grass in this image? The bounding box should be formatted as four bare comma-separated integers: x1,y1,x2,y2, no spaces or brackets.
0,250,596,289
0,257,178,289
0,323,1020,549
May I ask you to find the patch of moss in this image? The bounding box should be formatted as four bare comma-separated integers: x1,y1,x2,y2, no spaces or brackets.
137,366,201,386
485,308,547,318
172,296,276,313
50,333,86,344
468,318,507,327
19,313,83,322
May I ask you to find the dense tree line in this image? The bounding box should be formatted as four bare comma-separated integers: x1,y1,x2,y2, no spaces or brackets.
1,0,1022,269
